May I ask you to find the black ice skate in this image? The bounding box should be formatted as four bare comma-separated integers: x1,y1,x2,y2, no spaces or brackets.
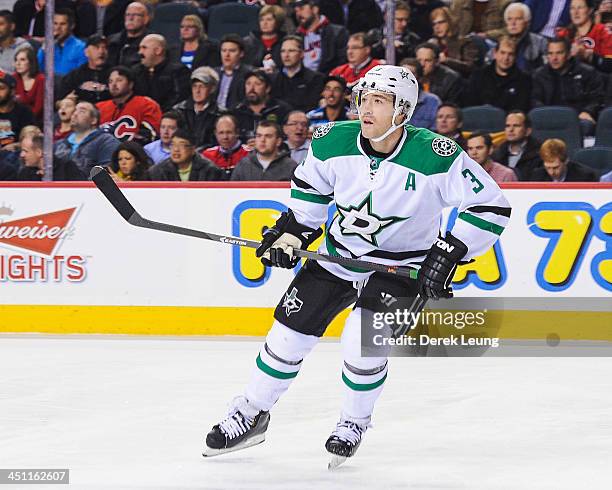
203,396,270,457
325,418,369,470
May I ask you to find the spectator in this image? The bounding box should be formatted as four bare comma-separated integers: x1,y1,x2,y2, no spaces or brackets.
492,111,543,181
428,6,481,76
17,134,85,181
0,10,30,74
0,71,34,150
54,96,76,142
524,0,570,38
37,9,88,77
329,32,382,87
435,103,467,149
101,0,132,37
283,110,311,163
531,37,605,136
318,0,384,34
58,34,112,104
13,45,44,121
201,114,250,179
97,65,162,144
107,1,151,67
243,5,286,70
170,14,219,71
467,131,518,183
144,111,182,164
231,69,292,145
214,34,253,111
13,0,73,41
530,138,597,181
465,36,531,112
409,0,445,41
231,120,297,181
108,140,152,181
149,129,224,181
306,75,349,127
271,35,325,112
400,57,440,130
133,34,191,112
294,0,349,74
556,0,612,68
499,2,548,72
54,101,120,175
416,42,464,104
369,1,421,61
449,0,513,38
173,66,220,150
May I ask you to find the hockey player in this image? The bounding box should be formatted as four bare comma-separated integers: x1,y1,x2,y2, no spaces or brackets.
203,65,511,466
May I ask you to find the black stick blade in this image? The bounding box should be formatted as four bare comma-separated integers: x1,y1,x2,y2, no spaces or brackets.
89,166,137,222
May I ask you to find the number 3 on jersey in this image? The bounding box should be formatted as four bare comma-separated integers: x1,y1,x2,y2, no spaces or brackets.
462,168,484,194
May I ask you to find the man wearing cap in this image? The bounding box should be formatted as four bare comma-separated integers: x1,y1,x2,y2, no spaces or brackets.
172,66,221,150
37,8,87,77
148,128,224,181
230,69,292,145
133,34,191,112
58,34,112,104
306,75,349,127
0,71,34,149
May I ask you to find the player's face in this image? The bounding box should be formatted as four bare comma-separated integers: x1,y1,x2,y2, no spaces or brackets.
20,137,42,167
53,14,71,41
170,137,195,165
394,9,410,35
14,51,30,75
117,150,138,175
435,106,460,135
108,72,132,98
544,158,566,180
416,48,436,76
505,114,529,142
570,0,592,26
494,42,516,71
280,40,303,68
58,98,76,123
547,42,569,70
221,42,243,69
467,136,491,166
255,126,281,157
191,80,212,104
159,117,178,145
283,113,309,145
322,81,344,107
215,118,239,148
359,91,396,140
505,7,528,35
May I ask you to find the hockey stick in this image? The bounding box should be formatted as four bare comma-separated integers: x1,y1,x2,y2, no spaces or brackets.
89,166,420,280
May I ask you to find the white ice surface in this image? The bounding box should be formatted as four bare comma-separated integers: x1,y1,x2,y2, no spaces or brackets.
1,336,611,490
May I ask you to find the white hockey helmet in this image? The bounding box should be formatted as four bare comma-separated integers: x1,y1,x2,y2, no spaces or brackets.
351,64,419,142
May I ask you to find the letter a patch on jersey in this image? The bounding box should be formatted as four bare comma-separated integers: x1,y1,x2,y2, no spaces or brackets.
283,287,303,316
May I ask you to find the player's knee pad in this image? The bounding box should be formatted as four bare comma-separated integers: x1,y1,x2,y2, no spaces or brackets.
259,320,320,375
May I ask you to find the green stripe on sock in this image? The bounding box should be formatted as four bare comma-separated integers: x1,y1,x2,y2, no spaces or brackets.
342,372,388,391
290,189,333,204
256,354,299,379
458,212,504,236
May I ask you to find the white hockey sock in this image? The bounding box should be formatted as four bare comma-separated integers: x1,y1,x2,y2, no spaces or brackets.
245,320,319,412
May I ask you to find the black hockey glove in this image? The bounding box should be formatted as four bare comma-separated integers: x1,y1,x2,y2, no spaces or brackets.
417,233,469,300
256,210,323,268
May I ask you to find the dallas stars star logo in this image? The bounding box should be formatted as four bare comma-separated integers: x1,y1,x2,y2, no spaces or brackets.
336,193,407,246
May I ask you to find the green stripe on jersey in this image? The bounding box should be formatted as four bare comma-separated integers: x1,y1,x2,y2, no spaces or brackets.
256,354,299,379
291,189,333,204
342,372,388,391
458,212,504,235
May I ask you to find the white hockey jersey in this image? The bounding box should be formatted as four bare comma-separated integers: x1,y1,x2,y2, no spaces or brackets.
290,120,511,281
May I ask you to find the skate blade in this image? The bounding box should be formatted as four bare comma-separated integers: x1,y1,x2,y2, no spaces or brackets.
328,454,347,470
202,433,265,458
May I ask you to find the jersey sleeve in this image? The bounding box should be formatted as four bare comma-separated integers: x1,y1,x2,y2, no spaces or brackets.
289,144,334,230
437,152,511,260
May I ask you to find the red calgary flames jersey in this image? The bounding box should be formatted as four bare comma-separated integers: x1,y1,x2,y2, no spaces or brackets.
96,95,162,144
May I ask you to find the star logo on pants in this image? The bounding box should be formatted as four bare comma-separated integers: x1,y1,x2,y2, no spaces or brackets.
336,193,407,246
282,287,303,316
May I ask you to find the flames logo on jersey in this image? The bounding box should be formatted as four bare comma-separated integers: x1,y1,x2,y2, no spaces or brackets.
313,122,335,139
431,137,458,157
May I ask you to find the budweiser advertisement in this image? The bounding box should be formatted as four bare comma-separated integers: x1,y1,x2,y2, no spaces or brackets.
0,204,86,282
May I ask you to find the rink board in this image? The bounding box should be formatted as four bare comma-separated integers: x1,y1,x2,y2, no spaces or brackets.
0,182,610,339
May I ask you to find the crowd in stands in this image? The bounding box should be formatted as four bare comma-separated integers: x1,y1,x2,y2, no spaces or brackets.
0,0,611,184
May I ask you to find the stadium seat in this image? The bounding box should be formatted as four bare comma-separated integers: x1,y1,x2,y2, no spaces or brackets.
528,106,583,154
207,3,260,41
595,107,612,148
150,2,199,48
462,105,506,133
572,147,612,177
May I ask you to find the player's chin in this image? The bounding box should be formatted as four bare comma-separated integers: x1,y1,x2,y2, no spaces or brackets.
360,124,379,139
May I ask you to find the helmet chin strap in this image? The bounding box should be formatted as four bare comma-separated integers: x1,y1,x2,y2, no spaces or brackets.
369,106,405,143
